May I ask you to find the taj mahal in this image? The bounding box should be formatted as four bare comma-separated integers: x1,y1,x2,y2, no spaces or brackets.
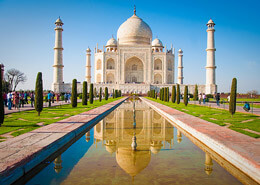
52,8,217,94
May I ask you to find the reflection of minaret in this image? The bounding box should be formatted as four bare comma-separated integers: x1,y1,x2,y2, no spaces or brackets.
205,153,213,175
177,129,182,143
54,155,62,173
85,131,90,142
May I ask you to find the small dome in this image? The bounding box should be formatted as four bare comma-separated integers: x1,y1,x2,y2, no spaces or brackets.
86,47,91,52
207,19,215,26
152,38,163,47
117,14,152,45
55,17,63,25
178,48,183,53
106,37,117,47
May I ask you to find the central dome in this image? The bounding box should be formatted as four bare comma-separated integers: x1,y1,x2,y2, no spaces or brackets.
117,14,152,45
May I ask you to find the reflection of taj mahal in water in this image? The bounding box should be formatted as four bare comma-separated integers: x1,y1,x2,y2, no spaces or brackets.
83,99,213,178
52,7,217,94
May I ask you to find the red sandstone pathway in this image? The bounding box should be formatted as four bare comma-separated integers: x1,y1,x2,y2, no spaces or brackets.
188,100,260,116
142,98,260,184
0,97,127,185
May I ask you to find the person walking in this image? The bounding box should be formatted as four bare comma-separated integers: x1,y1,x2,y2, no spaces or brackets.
30,91,35,107
7,91,12,110
198,93,202,105
14,92,19,110
56,93,60,103
47,91,53,107
24,91,28,104
64,93,68,103
202,93,206,104
3,92,7,107
215,93,220,106
19,91,24,108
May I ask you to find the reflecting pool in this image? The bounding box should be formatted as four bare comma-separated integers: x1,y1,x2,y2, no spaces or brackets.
25,99,243,185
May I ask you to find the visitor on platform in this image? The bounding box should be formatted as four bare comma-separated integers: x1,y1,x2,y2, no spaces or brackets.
14,92,19,110
202,93,206,104
215,93,220,106
227,94,230,102
67,93,71,103
64,93,68,103
243,102,250,112
24,91,28,104
56,93,60,103
199,93,202,104
30,91,35,107
52,92,55,103
47,91,53,107
7,91,12,110
19,91,24,108
3,92,7,107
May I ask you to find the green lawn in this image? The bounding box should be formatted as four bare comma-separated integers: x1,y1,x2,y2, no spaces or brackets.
146,97,260,138
0,98,122,141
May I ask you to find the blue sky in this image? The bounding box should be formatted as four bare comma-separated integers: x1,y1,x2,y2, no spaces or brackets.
0,0,259,93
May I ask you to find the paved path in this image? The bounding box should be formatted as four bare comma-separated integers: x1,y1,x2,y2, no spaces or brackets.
187,100,260,116
142,98,260,184
0,97,127,185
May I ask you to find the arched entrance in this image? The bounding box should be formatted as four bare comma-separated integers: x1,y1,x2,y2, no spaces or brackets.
106,73,115,83
125,57,144,83
154,74,162,84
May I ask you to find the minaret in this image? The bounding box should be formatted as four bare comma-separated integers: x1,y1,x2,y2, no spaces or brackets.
205,152,213,175
178,49,184,84
85,47,91,83
52,17,64,93
206,19,217,94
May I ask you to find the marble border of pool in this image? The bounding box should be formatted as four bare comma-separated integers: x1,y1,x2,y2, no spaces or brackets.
0,97,128,185
141,97,260,184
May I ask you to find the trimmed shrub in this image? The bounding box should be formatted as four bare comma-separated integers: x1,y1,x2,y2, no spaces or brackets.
89,83,94,104
184,86,188,106
82,81,88,105
105,87,108,100
194,84,198,101
229,78,237,117
99,87,102,102
176,84,180,104
35,72,43,116
0,73,4,126
171,85,176,103
71,79,77,107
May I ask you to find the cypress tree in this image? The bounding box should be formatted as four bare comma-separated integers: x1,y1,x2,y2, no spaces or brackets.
115,90,118,98
119,90,122,97
0,73,4,126
113,89,115,99
164,87,167,102
171,85,176,103
155,92,157,99
99,87,102,102
35,72,43,116
160,89,162,100
105,87,108,100
194,84,198,101
229,78,237,117
184,86,188,106
82,81,88,105
162,88,165,101
89,83,94,104
71,79,77,107
167,87,169,102
176,84,180,104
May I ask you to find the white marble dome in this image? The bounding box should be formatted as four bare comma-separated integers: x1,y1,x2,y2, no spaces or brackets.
106,37,117,46
117,14,152,45
152,38,163,47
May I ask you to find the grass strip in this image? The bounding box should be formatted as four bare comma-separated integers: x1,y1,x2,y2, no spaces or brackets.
146,97,260,138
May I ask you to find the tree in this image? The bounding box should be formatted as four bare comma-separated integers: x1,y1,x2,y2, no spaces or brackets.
119,90,122,97
171,85,176,103
99,87,102,102
113,89,115,99
229,78,237,117
82,81,88,105
5,68,27,91
94,87,97,98
105,87,108,100
176,84,180,104
115,90,118,98
0,73,4,126
167,87,169,102
35,72,43,116
184,86,188,106
89,83,94,104
194,84,198,101
71,79,77,107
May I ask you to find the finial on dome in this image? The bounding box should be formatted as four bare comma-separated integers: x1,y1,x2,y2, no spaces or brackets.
134,5,136,15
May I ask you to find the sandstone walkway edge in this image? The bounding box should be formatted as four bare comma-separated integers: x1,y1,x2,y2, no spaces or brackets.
0,97,127,185
141,97,260,184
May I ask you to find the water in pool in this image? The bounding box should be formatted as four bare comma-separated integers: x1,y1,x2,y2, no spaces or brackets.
25,99,243,185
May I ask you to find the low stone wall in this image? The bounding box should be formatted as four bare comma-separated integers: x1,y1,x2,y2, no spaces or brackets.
0,97,127,185
141,97,260,184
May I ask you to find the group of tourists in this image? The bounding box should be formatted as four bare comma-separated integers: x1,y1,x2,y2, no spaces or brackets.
5,91,35,110
198,93,206,104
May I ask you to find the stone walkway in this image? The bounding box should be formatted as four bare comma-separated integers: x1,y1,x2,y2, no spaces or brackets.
142,98,260,184
188,100,260,116
0,97,127,185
